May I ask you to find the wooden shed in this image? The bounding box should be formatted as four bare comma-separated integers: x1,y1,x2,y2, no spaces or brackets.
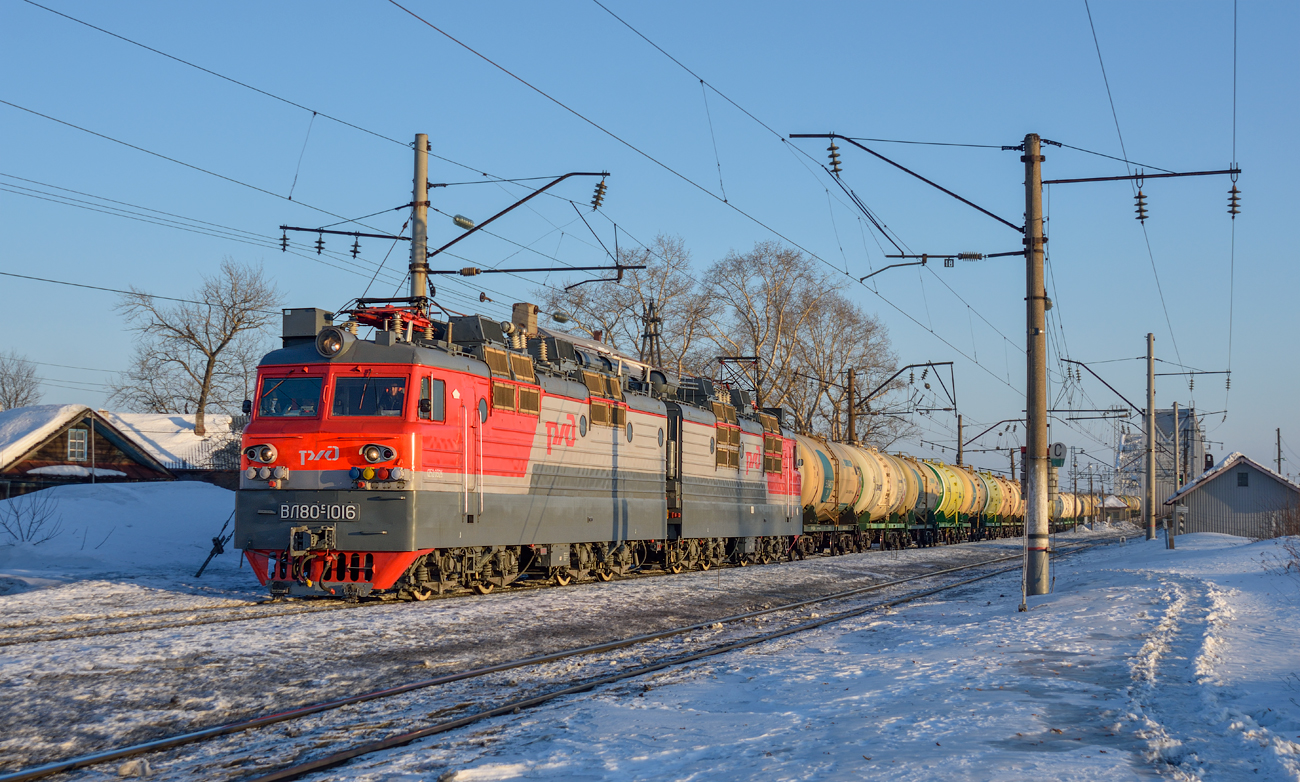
1164,451,1300,539
0,405,173,498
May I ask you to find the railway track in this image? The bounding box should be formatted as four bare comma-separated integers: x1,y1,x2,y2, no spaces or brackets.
0,534,1027,648
0,601,359,648
0,535,1120,782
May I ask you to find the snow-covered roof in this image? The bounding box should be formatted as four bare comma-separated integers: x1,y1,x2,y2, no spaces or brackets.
1102,495,1129,508
1164,451,1300,505
97,412,234,467
0,404,91,469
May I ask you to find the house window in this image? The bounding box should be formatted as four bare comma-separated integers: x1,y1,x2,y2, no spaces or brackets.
68,428,88,461
1237,471,1249,487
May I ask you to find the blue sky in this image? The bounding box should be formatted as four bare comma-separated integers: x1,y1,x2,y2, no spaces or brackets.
2,1,1296,482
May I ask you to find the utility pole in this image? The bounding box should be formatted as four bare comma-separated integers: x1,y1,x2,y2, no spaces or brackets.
956,413,963,466
1024,133,1050,598
1279,428,1284,475
1170,401,1179,549
1146,333,1157,541
410,133,430,303
846,368,857,444
1072,448,1078,533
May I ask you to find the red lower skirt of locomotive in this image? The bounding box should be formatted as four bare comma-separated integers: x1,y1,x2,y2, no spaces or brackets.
244,549,432,596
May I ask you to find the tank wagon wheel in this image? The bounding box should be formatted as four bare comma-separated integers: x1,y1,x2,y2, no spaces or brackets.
699,559,712,571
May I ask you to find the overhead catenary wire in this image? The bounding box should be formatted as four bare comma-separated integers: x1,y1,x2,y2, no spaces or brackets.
1080,1,1184,369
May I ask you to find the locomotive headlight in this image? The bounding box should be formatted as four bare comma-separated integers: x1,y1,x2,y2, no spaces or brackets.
244,444,277,463
361,444,396,463
315,325,354,358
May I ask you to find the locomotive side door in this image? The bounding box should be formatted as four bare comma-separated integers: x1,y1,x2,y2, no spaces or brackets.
665,402,683,540
462,387,486,524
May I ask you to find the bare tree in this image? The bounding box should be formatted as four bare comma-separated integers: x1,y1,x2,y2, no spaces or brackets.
0,491,62,545
782,291,913,446
110,258,280,435
0,351,41,411
537,235,716,376
701,241,834,412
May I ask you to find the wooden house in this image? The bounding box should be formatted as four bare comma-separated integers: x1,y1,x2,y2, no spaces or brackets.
0,405,173,498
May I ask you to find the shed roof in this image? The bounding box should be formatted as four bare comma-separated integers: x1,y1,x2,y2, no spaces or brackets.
97,411,233,467
1164,451,1300,505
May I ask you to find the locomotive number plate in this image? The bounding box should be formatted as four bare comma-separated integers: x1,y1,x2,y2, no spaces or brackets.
280,504,358,521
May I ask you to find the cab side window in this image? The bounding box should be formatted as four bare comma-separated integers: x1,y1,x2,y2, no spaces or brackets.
419,376,446,421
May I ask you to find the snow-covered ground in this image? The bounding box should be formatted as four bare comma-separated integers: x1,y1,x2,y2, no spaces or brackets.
320,533,1300,782
3,484,1297,780
0,481,251,599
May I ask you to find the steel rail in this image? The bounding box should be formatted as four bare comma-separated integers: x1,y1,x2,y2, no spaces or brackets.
0,537,1114,782
0,603,358,649
244,538,1115,782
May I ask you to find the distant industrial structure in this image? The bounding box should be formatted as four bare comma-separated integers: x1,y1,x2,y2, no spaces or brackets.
1114,406,1206,524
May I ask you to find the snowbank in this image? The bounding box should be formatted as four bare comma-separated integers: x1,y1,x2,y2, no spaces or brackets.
0,482,238,591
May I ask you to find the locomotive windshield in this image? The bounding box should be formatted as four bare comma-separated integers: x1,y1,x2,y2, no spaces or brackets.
332,377,407,417
257,376,322,417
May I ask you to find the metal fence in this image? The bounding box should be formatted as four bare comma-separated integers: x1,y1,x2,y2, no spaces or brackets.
160,415,246,471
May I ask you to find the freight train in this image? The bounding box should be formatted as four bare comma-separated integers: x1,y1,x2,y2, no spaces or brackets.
234,301,1134,599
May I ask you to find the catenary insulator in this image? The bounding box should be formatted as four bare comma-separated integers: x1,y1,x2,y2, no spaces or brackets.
1188,376,1194,391
280,232,289,252
827,143,842,176
1227,185,1241,218
957,252,983,261
591,180,607,210
1134,190,1149,223
351,238,361,259
909,370,914,385
314,233,326,255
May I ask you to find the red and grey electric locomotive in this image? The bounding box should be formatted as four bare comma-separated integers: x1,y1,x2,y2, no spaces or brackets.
235,301,803,598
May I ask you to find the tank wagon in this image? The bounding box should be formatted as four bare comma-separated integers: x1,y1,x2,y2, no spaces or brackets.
235,300,1131,599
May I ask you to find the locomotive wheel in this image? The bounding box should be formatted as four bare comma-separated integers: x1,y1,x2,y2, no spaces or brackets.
553,570,573,586
472,582,494,595
699,560,711,571
595,569,614,582
667,562,684,574
411,588,432,601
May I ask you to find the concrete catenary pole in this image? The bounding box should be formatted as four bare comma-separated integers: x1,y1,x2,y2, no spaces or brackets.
410,133,430,303
1023,133,1050,595
1146,333,1157,540
956,414,964,466
846,368,856,444
1170,401,1179,549
1279,428,1284,476
1072,448,1078,533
